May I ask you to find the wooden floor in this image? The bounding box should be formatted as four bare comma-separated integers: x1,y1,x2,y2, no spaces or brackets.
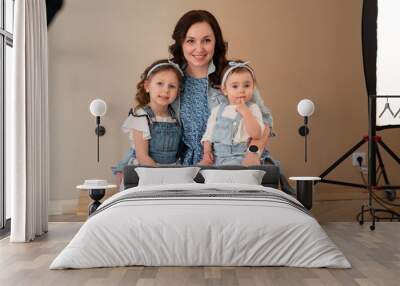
1,222,400,286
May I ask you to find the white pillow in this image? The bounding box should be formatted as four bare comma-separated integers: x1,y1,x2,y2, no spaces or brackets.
136,167,201,186
200,169,266,185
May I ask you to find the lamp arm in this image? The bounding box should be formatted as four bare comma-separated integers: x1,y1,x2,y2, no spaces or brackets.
305,128,308,162
304,116,309,162
97,116,100,162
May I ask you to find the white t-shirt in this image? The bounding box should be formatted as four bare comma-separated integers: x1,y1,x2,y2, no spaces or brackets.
201,103,265,144
121,107,177,148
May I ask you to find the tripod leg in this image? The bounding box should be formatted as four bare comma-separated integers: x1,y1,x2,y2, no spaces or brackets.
376,144,396,201
359,204,364,225
319,139,366,179
378,140,400,164
370,208,376,231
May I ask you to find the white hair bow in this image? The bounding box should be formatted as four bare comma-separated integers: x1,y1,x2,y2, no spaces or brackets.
221,61,255,86
146,60,184,79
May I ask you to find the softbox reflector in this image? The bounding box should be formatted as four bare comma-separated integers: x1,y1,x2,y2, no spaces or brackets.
376,0,400,126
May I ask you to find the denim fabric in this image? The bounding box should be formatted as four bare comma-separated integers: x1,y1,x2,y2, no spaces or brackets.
207,87,274,132
213,143,248,165
211,103,242,145
111,148,135,175
211,103,247,165
207,91,274,162
111,106,181,173
143,106,182,164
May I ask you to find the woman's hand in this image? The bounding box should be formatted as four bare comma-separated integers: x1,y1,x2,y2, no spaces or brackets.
242,152,261,166
200,141,214,165
199,151,214,165
243,124,270,166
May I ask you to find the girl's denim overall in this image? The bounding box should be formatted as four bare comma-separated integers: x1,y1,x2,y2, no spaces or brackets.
111,105,182,175
211,103,248,165
143,106,182,164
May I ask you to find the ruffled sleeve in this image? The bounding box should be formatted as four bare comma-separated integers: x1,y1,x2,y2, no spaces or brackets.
121,108,151,142
249,104,265,133
201,105,219,143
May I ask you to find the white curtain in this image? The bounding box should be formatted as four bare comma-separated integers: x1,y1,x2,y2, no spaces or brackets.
9,0,49,242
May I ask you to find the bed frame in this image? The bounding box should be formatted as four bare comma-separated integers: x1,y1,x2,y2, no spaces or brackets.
123,165,281,190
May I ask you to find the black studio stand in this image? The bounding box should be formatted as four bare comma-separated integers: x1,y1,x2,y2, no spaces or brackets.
316,95,400,230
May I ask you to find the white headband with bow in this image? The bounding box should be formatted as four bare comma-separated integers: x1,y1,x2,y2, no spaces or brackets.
146,60,184,79
221,61,255,86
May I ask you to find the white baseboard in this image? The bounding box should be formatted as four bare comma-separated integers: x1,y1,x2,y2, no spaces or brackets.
49,199,78,215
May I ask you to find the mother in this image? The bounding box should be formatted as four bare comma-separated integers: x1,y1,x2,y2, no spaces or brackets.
170,10,273,165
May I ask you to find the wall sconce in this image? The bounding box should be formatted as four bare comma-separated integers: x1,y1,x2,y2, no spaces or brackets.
89,99,107,162
297,99,315,162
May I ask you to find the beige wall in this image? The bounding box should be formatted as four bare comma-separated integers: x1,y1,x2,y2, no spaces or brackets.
48,0,400,205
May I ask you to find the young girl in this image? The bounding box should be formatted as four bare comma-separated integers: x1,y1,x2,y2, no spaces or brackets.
200,61,265,165
112,59,183,183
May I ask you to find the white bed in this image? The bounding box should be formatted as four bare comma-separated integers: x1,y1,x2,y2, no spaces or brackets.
50,183,351,269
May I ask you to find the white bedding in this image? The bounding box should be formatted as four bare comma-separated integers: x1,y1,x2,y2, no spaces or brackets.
50,183,351,269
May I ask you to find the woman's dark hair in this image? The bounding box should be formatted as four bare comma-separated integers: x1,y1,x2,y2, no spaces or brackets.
169,10,228,88
135,59,183,111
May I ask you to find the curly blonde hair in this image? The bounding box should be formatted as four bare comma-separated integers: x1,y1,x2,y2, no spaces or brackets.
135,59,183,111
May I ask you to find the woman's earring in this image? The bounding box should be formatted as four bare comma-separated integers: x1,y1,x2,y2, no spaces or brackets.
209,60,216,73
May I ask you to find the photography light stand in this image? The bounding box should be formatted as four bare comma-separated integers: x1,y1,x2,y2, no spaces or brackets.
358,95,400,230
316,127,400,196
316,99,400,195
316,95,400,230
315,0,400,230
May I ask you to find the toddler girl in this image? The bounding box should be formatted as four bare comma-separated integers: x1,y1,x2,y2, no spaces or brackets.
200,61,264,165
112,59,183,183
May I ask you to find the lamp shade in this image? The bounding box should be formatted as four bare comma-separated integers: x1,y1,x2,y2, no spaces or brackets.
297,99,315,117
89,99,107,117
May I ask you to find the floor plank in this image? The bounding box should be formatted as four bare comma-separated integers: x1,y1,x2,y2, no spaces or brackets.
1,222,400,286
